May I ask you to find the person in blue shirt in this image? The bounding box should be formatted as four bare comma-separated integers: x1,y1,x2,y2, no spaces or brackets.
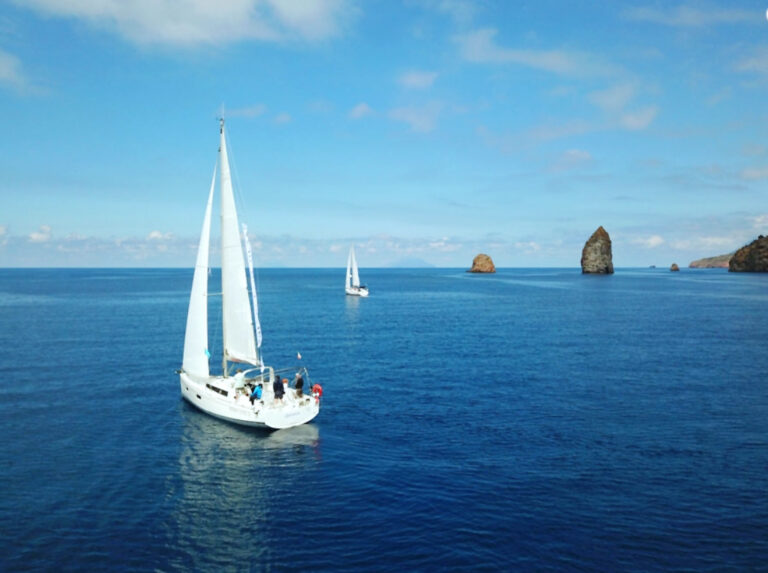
249,383,263,405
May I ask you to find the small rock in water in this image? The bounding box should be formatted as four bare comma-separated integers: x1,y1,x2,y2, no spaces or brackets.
468,253,496,273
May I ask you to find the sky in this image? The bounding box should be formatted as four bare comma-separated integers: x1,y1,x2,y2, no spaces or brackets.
0,0,767,268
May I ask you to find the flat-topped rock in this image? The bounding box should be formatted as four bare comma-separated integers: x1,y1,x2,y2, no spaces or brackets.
468,253,496,273
581,226,614,274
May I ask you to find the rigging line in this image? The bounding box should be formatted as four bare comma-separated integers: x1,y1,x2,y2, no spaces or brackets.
223,123,249,232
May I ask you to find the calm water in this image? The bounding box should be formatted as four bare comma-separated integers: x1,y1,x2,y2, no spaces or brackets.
1,268,767,572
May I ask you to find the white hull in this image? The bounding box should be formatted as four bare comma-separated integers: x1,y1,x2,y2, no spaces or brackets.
180,371,320,430
345,286,369,297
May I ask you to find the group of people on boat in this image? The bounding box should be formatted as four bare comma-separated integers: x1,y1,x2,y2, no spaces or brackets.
242,372,321,407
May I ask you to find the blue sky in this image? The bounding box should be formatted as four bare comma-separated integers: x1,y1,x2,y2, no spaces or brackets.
1,0,767,268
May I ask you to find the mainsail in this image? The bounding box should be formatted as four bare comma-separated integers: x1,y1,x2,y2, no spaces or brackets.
219,122,259,367
345,248,353,289
350,247,360,288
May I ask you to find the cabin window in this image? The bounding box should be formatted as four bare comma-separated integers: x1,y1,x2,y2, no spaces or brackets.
206,384,228,397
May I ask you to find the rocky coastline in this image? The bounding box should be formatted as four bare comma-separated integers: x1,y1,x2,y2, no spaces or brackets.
689,254,731,268
729,235,768,272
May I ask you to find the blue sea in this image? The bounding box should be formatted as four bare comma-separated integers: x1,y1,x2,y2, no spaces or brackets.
1,268,767,572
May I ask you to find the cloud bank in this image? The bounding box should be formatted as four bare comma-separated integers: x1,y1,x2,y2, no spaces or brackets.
13,0,356,46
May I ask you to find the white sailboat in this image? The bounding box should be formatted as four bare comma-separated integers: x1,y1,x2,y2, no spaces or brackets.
345,246,369,297
179,119,320,430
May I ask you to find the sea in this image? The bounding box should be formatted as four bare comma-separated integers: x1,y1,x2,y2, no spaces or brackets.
0,267,767,572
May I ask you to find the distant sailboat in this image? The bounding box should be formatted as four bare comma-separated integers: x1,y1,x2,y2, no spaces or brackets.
179,119,320,429
345,246,369,297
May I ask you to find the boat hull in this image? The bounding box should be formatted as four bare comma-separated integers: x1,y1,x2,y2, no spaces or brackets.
179,372,320,429
345,286,369,297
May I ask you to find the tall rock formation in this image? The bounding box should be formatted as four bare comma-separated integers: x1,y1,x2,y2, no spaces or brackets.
468,253,496,273
729,235,768,272
581,226,614,274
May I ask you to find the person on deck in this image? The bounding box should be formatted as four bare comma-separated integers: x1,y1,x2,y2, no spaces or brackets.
273,375,284,403
249,384,262,405
295,374,304,397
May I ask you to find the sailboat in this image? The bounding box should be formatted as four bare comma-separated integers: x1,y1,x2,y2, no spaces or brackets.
179,119,320,430
345,246,369,297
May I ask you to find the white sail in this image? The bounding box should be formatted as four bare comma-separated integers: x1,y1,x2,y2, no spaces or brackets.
350,247,360,288
182,166,216,377
219,122,258,367
179,120,320,429
345,248,353,289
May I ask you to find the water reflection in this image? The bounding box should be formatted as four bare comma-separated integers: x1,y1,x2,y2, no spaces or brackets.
163,403,320,571
344,294,361,323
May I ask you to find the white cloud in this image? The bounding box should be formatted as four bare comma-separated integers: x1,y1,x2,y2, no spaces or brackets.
526,120,594,144
552,149,592,171
266,0,353,41
349,102,373,119
389,102,443,133
455,28,616,77
274,112,292,124
428,237,461,252
741,167,768,180
751,214,768,230
514,241,541,253
147,230,173,240
14,0,355,47
619,106,658,130
632,235,665,248
431,0,476,25
399,70,438,89
742,143,767,157
736,47,768,76
0,49,28,92
28,225,52,243
706,87,731,106
589,84,636,112
670,236,736,250
624,5,754,27
227,104,267,118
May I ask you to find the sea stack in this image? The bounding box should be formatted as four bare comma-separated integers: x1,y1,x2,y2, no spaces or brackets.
468,253,496,273
581,226,614,274
670,263,680,272
729,235,768,272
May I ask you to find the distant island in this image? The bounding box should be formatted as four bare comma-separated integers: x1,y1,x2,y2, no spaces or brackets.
689,253,731,268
